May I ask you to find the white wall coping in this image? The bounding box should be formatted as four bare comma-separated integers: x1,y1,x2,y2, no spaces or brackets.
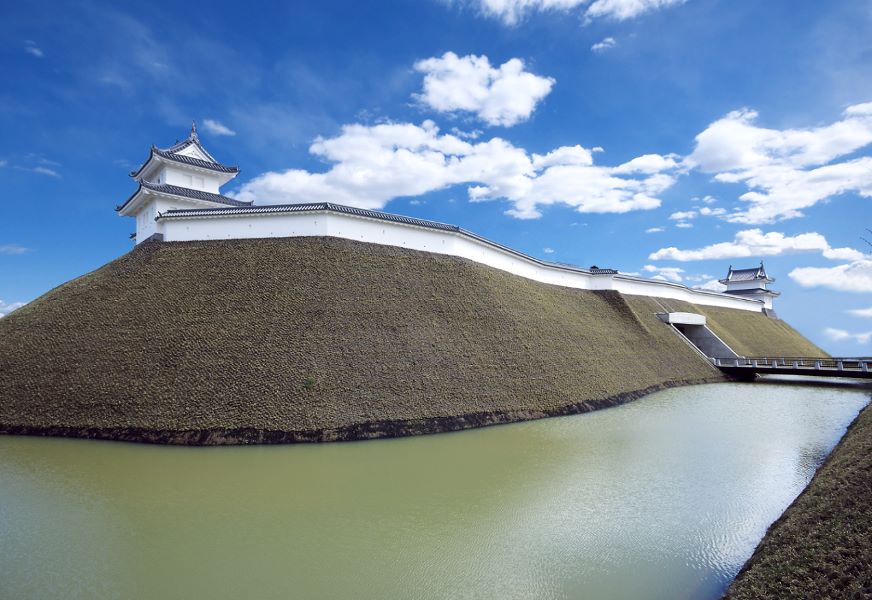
662,312,708,325
150,202,767,313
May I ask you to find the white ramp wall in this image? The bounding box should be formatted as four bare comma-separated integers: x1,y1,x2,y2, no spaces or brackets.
157,208,764,313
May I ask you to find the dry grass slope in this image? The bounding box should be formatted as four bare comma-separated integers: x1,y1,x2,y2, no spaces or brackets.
0,237,820,443
723,400,872,599
622,296,826,358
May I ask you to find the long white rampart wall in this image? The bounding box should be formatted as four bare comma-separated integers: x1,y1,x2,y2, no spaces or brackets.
156,209,764,313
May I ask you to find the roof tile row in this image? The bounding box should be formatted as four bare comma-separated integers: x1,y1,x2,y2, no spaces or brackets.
116,182,252,212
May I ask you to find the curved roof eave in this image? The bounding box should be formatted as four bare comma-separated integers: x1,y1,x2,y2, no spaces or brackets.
116,182,251,214
129,149,239,179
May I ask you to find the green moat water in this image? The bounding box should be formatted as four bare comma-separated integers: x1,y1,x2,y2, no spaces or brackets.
1,380,869,600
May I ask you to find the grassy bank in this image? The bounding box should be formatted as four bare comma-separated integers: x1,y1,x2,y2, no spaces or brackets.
723,393,872,599
623,296,825,358
0,237,820,444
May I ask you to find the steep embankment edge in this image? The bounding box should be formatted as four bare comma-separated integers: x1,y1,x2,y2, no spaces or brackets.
0,237,817,446
0,378,720,445
722,390,872,599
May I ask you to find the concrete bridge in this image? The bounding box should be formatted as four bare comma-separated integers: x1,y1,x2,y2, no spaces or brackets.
712,357,872,380
658,312,871,381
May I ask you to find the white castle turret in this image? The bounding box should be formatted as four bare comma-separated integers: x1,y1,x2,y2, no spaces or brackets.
719,262,780,311
117,123,250,243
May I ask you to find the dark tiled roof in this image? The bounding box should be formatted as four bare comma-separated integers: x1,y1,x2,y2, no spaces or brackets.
159,202,463,232
130,125,238,177
720,264,773,284
141,182,251,206
116,182,252,212
589,267,619,275
162,123,218,162
130,148,239,177
727,268,763,281
161,137,217,161
723,287,781,297
152,148,239,173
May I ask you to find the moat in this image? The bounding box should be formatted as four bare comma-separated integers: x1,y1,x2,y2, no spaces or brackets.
1,380,868,600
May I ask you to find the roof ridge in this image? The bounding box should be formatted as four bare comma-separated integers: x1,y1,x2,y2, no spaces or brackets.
151,148,239,174
157,202,462,233
130,126,237,178
158,123,218,163
116,181,251,212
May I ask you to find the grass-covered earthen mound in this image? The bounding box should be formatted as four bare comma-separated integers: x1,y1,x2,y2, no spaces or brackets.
622,296,824,358
0,237,821,444
723,398,872,599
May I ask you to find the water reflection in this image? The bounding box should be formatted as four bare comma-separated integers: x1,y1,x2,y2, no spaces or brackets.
0,380,869,600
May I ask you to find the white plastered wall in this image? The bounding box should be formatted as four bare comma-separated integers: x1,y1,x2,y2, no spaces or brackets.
725,279,771,291
157,210,765,313
159,166,222,193
135,197,206,241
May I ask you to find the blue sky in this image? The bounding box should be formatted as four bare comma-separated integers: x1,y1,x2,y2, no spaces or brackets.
1,0,871,354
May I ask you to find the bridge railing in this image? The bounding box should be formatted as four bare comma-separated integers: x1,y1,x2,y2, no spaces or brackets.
712,356,871,372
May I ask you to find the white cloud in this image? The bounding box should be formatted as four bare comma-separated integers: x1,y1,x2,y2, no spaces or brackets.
33,166,60,177
591,37,617,52
643,264,684,282
612,153,678,174
694,279,727,292
649,268,724,291
667,206,725,226
848,306,872,318
667,204,728,227
543,247,555,254
645,227,664,233
649,229,864,262
686,103,872,223
234,120,679,219
471,0,584,25
468,0,686,25
24,40,43,58
15,166,61,178
202,119,236,136
450,127,482,139
585,0,687,21
414,52,554,127
0,244,30,255
790,260,872,293
0,300,25,318
824,327,872,345
532,145,595,168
